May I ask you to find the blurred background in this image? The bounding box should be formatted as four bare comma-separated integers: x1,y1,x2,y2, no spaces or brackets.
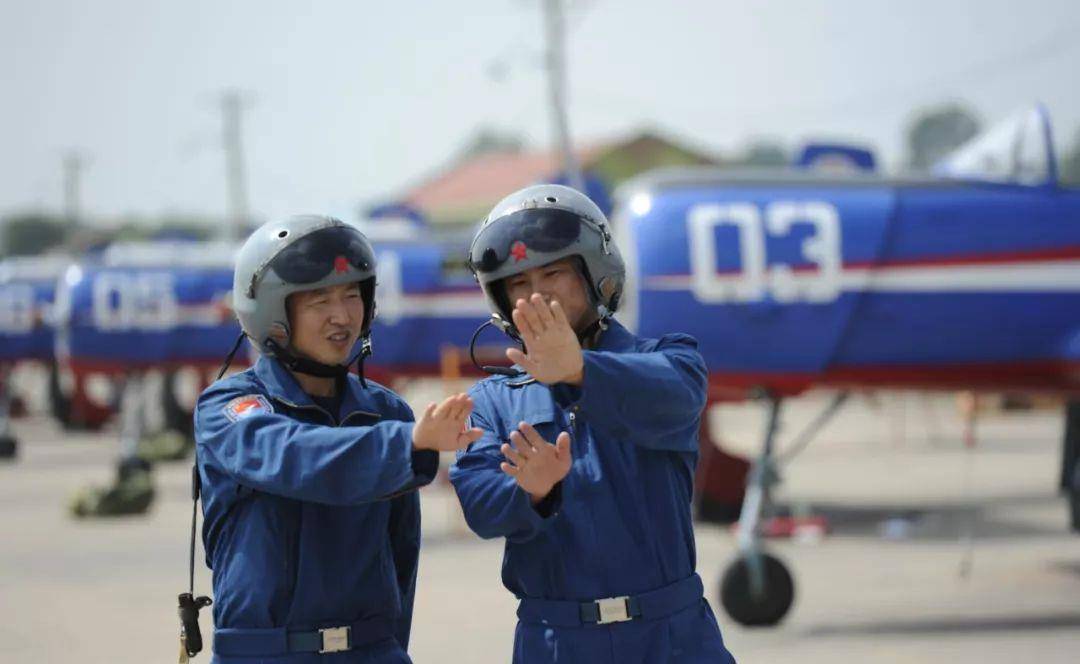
2,1,1080,662
6,0,1080,230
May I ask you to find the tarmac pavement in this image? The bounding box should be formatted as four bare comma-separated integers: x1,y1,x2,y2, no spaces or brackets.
1,389,1078,663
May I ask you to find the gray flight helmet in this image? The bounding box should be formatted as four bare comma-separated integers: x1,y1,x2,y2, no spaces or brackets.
468,184,625,336
233,215,377,357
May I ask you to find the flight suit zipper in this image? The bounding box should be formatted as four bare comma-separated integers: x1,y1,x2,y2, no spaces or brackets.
266,398,382,618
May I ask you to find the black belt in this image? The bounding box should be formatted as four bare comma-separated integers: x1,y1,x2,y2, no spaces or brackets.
213,617,393,657
517,573,704,627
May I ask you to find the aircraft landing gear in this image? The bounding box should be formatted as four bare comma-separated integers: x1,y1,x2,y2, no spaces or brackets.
721,551,794,626
70,456,154,517
1071,473,1080,534
0,366,18,461
69,373,156,518
1064,400,1080,533
0,435,16,460
720,392,795,626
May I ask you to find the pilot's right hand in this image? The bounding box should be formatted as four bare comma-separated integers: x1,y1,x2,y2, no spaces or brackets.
412,393,484,452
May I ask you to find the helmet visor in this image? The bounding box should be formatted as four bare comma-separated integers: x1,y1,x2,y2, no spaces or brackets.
267,225,376,286
469,208,583,274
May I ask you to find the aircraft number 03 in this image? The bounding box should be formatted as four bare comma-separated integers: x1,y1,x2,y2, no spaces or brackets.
687,201,842,303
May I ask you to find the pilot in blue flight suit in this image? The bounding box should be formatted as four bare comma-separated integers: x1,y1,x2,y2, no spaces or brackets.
450,186,737,663
194,215,483,663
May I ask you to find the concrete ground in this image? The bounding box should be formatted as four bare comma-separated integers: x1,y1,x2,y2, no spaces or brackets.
1,388,1078,663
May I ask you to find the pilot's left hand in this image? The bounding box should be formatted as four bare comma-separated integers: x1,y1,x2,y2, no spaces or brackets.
505,293,584,386
499,421,572,504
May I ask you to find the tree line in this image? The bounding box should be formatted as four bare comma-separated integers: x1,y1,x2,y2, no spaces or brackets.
5,102,1080,258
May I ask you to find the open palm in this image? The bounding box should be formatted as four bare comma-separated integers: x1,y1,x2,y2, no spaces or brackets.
499,422,572,503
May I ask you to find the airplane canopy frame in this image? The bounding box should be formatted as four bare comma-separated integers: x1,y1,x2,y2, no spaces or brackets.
935,104,1058,187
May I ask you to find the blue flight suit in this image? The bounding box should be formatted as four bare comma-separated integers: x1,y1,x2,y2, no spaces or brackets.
194,356,439,663
450,320,736,663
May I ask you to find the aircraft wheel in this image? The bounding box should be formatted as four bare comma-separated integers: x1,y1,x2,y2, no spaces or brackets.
48,362,112,431
70,459,155,518
0,435,17,460
720,552,795,627
118,456,152,479
161,370,194,438
47,361,73,428
1070,464,1080,533
136,430,193,462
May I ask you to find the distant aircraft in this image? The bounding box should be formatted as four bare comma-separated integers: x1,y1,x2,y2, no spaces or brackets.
0,256,69,458
46,222,497,515
611,105,1080,626
13,106,1077,626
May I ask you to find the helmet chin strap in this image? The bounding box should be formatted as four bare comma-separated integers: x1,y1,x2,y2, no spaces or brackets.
267,338,373,386
352,338,373,389
576,317,605,349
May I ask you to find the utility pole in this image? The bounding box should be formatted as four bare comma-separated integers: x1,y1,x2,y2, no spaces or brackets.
542,0,584,192
62,151,86,228
220,90,250,242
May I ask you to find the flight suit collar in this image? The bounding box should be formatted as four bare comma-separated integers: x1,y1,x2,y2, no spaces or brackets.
253,356,381,422
593,318,636,353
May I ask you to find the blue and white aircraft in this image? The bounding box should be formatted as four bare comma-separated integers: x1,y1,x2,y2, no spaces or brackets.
611,105,1080,625
14,106,1078,619
49,229,492,431
49,228,492,515
0,255,69,458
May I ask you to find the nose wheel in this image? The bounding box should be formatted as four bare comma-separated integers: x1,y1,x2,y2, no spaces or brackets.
69,373,156,518
719,391,794,626
0,435,16,460
0,367,17,460
715,390,848,626
1064,401,1080,533
721,551,794,626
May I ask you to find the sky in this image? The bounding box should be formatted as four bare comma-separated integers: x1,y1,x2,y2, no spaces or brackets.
3,0,1080,225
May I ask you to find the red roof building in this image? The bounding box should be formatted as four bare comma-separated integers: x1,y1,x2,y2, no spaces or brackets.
397,130,719,226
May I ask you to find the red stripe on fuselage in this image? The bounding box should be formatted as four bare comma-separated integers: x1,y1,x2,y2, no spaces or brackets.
672,244,1080,277
846,245,1080,270
706,358,1080,402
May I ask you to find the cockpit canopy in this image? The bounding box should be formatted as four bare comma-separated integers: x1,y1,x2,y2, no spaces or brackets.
935,105,1056,186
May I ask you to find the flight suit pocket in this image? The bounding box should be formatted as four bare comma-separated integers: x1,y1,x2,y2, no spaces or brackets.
519,410,562,446
666,600,731,662
340,409,382,428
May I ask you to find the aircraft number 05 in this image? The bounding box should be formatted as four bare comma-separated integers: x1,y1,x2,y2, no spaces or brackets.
92,272,179,331
687,201,842,303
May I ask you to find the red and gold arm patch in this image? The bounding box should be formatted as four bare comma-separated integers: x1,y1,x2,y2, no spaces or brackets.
223,395,273,422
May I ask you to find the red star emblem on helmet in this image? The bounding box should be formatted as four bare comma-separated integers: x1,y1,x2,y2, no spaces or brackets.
333,255,349,273
510,241,528,262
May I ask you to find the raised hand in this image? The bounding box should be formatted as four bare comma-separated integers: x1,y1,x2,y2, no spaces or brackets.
499,422,572,504
412,393,484,452
505,293,584,386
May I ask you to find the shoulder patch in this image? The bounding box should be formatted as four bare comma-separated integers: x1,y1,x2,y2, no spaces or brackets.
507,375,537,388
223,394,273,422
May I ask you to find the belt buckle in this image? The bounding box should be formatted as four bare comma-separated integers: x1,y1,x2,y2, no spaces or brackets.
319,625,351,654
595,596,632,624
